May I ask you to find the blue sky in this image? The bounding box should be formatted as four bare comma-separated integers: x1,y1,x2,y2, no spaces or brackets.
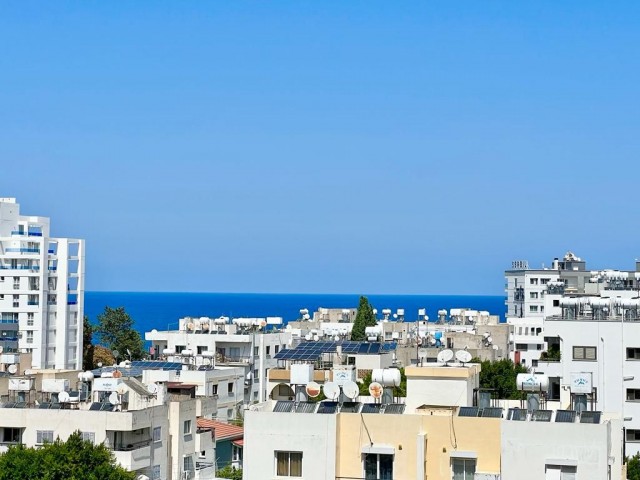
1,2,639,294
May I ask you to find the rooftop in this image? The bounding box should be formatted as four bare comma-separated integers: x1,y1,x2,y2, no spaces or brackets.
197,418,243,441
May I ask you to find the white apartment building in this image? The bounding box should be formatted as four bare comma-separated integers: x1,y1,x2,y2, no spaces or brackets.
146,316,292,406
0,198,84,370
536,291,640,458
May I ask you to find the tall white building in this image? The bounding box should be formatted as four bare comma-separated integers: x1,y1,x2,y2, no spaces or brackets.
0,198,85,370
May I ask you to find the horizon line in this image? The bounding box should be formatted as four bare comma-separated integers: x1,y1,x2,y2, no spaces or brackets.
85,289,504,297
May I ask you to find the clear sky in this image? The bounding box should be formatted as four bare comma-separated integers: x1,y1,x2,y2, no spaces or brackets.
1,2,639,294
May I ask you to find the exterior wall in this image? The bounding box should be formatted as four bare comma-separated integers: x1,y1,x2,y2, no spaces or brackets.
243,411,337,480
169,398,198,480
501,419,622,480
404,365,480,412
540,318,640,456
336,414,501,480
0,404,169,479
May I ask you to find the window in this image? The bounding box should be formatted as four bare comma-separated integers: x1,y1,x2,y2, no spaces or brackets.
452,458,476,480
275,345,280,354
530,292,539,299
36,430,54,444
228,382,234,394
515,344,528,351
26,331,33,344
13,295,18,308
254,346,259,356
553,299,560,307
573,346,597,361
152,465,161,480
532,360,539,367
529,306,539,313
183,455,194,473
266,346,271,355
545,464,576,479
627,348,640,360
627,430,640,442
364,453,393,480
212,384,218,395
199,450,207,458
3,428,20,443
232,444,243,462
541,278,550,285
27,313,34,326
80,432,95,443
153,426,162,442
541,306,545,312
227,408,234,419
253,369,259,380
530,278,539,285
183,420,192,435
627,389,640,401
275,451,302,477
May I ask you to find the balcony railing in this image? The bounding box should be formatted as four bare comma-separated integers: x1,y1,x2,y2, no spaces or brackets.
112,439,152,452
0,319,18,324
5,249,40,254
67,301,77,305
0,266,39,271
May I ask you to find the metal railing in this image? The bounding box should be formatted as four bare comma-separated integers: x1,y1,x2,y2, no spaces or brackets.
112,439,152,451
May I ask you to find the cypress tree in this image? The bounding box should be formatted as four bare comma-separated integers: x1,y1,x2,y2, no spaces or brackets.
350,296,377,341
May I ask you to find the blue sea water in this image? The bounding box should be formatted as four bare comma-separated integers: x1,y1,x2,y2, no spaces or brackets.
84,292,506,334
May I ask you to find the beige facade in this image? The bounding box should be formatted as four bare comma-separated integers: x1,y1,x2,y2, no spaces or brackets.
336,413,501,480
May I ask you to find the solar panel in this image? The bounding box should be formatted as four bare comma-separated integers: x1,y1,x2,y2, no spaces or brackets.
458,407,480,417
340,402,361,413
480,407,503,418
273,401,294,413
361,403,382,414
317,402,339,414
14,402,26,409
89,403,102,411
580,411,602,424
295,402,317,413
507,408,526,421
100,403,115,411
49,403,61,409
531,410,552,422
555,410,577,423
38,403,51,409
383,403,406,415
1,403,16,409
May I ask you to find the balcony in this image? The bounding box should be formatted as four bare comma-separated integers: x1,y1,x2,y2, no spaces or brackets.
195,463,216,479
112,442,152,471
27,302,39,306
5,248,40,254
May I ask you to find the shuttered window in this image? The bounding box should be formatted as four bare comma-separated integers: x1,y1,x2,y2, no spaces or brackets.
572,346,596,361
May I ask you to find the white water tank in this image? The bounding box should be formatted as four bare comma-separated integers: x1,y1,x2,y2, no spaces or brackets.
517,373,549,392
372,368,401,387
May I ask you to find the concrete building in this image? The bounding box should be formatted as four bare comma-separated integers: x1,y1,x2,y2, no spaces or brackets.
0,198,85,370
146,316,292,408
244,361,623,480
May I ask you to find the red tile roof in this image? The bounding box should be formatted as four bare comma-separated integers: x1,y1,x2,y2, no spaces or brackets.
197,419,243,441
232,439,244,447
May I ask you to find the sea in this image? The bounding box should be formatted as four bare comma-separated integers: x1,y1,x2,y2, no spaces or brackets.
84,292,506,334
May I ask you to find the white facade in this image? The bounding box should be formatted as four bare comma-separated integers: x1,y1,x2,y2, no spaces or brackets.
0,198,85,370
146,317,291,407
243,410,337,480
501,417,623,480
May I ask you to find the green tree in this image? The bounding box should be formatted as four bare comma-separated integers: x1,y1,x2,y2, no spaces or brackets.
627,453,640,480
95,307,145,360
82,315,95,371
350,296,377,341
216,466,243,480
472,357,528,399
0,431,135,480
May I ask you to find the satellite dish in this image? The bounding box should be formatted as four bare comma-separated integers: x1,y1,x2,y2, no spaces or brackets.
147,383,159,395
369,382,383,399
58,391,70,403
455,350,473,364
109,391,121,405
323,381,339,400
437,349,454,364
305,381,321,398
342,381,359,400
7,364,18,375
116,384,128,395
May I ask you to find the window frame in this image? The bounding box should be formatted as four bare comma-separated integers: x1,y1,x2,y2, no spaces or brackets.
36,430,54,444
572,346,597,361
363,452,393,480
183,420,192,435
275,451,302,477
